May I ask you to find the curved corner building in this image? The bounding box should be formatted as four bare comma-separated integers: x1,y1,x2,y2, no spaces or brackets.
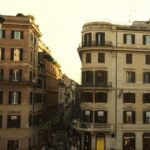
75,21,150,150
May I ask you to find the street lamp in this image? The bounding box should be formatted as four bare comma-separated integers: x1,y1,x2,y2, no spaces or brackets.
0,15,5,29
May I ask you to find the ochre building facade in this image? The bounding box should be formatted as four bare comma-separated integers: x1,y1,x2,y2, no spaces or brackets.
75,21,150,150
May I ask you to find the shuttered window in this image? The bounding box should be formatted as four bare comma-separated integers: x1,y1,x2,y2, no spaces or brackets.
126,54,132,64
98,53,105,63
86,53,91,63
123,111,136,124
124,34,135,44
11,31,24,39
143,93,150,103
0,30,5,39
96,32,105,46
143,72,150,83
145,55,150,64
123,93,135,103
95,92,107,103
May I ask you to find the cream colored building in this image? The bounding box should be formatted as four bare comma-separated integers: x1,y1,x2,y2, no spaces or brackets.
75,21,150,150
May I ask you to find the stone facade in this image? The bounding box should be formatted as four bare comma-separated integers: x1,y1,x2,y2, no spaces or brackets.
0,14,61,150
75,21,150,150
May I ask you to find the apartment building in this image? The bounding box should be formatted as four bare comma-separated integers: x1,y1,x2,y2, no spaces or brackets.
0,14,61,150
75,21,150,150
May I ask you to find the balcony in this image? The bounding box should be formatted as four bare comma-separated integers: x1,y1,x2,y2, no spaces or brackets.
0,80,37,86
79,82,112,89
78,41,113,49
73,122,113,132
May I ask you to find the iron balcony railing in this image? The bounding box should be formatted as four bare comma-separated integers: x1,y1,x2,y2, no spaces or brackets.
78,41,113,48
81,82,112,88
73,122,112,131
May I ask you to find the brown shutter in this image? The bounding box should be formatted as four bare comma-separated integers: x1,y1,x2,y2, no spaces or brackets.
104,111,107,123
20,49,23,60
10,69,13,81
143,35,146,45
124,34,127,44
1,48,4,60
11,31,14,39
132,35,135,44
0,115,2,128
143,111,146,123
11,48,14,60
8,92,12,104
18,92,21,104
21,31,24,39
132,111,136,123
0,91,3,104
0,69,3,81
2,30,5,38
123,111,126,123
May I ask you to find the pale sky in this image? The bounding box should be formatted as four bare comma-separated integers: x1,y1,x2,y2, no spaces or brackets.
1,0,150,83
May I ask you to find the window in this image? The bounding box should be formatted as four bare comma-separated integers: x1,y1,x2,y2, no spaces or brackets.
0,115,2,128
10,69,22,81
11,31,23,39
143,93,150,103
0,91,3,104
82,110,93,123
11,48,23,61
7,140,19,150
0,69,4,81
83,33,92,47
96,32,105,46
86,53,91,63
123,133,135,150
30,92,33,104
8,91,21,104
0,48,4,60
143,35,150,45
29,114,32,126
143,111,150,124
145,55,150,64
95,92,107,103
98,53,105,63
123,93,135,103
82,71,93,86
95,70,107,86
0,30,5,39
126,71,135,83
7,115,21,128
143,133,150,150
124,34,135,44
81,92,93,102
126,54,132,64
94,110,107,123
143,72,150,83
123,111,135,124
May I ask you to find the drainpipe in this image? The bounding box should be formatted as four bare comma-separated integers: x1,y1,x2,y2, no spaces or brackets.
115,31,118,150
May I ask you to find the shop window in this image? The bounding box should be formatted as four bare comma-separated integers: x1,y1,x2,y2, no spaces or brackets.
143,133,150,150
7,140,19,150
123,133,135,150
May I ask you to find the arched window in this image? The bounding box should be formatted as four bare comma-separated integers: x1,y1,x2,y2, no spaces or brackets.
143,133,150,150
123,133,135,150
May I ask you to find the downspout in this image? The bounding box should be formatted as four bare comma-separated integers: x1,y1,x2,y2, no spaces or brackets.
115,31,118,150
